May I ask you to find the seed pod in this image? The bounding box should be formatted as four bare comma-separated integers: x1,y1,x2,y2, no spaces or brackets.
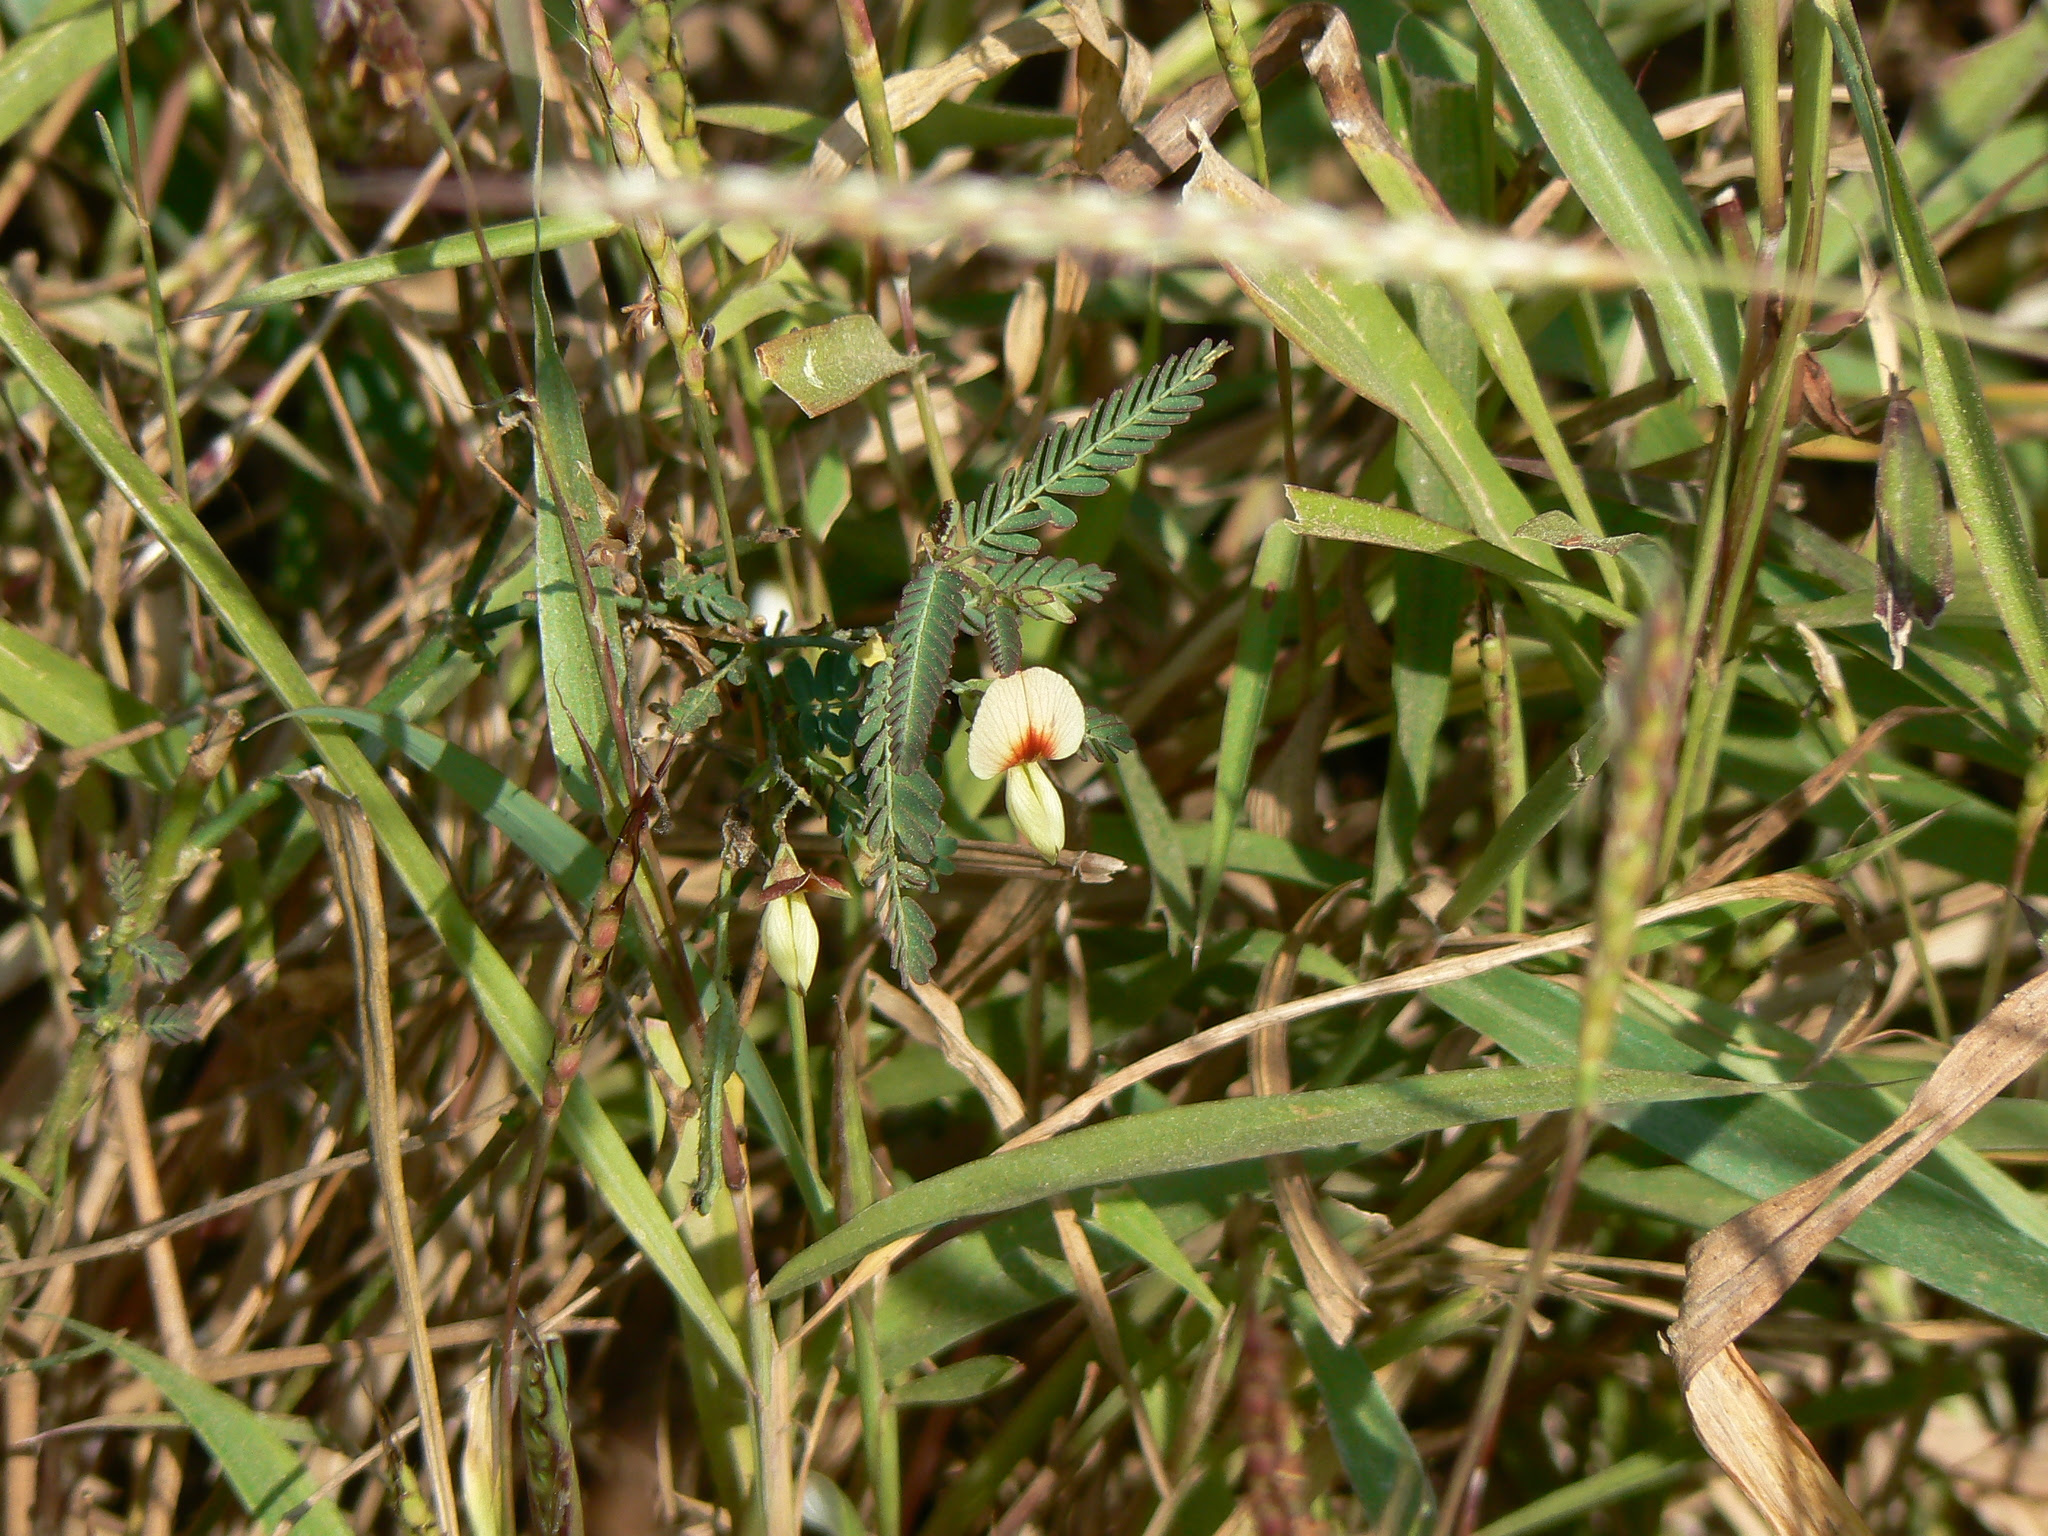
1873,388,1954,669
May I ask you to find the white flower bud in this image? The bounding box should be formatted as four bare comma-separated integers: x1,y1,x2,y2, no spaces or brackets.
1005,759,1066,865
763,890,819,994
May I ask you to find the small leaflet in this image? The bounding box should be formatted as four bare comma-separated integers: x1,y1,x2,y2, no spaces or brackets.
756,314,911,417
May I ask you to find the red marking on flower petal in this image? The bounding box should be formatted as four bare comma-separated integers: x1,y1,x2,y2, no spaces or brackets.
1004,723,1059,768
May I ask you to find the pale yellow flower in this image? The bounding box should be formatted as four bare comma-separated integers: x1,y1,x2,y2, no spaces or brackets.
968,668,1086,863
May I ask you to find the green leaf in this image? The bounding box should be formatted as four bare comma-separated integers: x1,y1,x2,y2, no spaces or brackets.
189,213,626,319
1195,520,1299,948
1087,1187,1222,1318
1819,0,2048,710
1872,388,1955,670
764,1067,1769,1298
0,1154,48,1207
889,1356,1023,1407
1287,491,1634,629
1430,967,2048,1336
531,278,628,815
1287,1290,1433,1536
292,708,605,901
0,0,178,147
1467,0,1741,402
0,620,189,789
961,342,1227,555
63,1321,351,1536
756,314,910,417
799,447,852,544
1514,511,1651,556
0,282,748,1389
1109,749,1196,953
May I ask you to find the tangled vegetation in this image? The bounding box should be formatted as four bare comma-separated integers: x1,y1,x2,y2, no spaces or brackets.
5,0,2048,1531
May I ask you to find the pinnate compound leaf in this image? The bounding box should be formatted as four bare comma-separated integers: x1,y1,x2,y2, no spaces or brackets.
960,341,1228,554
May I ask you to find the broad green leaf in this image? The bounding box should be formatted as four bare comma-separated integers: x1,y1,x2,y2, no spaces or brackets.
1819,0,2048,709
764,1067,1769,1297
1467,0,1740,402
757,314,911,417
0,0,178,146
1515,511,1650,556
889,1356,1023,1407
0,283,747,1388
1287,491,1633,628
191,213,626,319
1195,519,1298,947
64,1321,350,1536
0,620,188,788
1430,967,2048,1336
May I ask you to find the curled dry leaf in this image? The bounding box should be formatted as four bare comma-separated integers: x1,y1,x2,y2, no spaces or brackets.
1670,968,2048,1535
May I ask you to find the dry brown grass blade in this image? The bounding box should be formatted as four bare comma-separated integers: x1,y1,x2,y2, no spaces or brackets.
1681,1348,1874,1536
1100,3,1338,193
1681,705,1954,895
291,771,459,1536
1250,881,1370,1343
1672,966,2048,1377
1669,968,2048,1535
1050,1201,1172,1497
874,977,1028,1135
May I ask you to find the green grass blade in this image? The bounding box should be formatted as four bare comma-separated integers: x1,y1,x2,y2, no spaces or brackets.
1431,967,2048,1335
1287,1289,1434,1535
188,213,627,319
1110,746,1197,954
1286,491,1634,628
63,1321,351,1536
531,279,629,813
1194,518,1298,948
1467,0,1740,402
1817,0,2048,709
765,1067,1767,1297
0,0,176,146
0,620,188,788
0,283,749,1388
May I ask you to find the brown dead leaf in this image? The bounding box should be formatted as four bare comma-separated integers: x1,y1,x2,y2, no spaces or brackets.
1682,1349,1875,1536
1249,879,1372,1343
1670,969,2048,1535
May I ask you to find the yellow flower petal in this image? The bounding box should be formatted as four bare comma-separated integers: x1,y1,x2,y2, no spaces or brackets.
967,667,1086,779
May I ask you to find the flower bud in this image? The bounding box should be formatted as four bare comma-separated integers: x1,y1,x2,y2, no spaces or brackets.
763,889,819,994
1005,760,1066,865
